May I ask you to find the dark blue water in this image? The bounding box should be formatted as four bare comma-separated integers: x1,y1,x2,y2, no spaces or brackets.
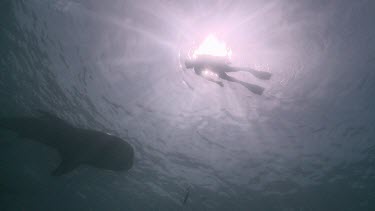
1,0,375,210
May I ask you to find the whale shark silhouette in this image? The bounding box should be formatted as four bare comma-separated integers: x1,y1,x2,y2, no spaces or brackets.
0,111,134,176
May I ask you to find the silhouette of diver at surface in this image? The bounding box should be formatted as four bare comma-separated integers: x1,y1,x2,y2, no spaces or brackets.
185,55,272,95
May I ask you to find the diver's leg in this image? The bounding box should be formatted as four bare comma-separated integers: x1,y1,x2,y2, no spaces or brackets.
232,67,272,80
219,73,264,95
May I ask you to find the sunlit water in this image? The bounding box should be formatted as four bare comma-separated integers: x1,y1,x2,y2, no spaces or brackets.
1,0,375,210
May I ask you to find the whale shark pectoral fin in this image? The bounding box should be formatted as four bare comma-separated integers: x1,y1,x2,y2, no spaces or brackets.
51,159,80,176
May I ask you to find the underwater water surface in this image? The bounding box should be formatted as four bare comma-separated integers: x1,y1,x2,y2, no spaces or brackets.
1,0,375,210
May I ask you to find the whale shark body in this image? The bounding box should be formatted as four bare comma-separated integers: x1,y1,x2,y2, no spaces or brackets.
0,111,134,176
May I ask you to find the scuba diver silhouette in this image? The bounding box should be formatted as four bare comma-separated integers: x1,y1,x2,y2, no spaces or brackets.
185,55,272,95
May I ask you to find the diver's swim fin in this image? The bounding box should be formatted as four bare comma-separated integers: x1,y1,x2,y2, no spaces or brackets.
248,69,272,80
240,82,264,95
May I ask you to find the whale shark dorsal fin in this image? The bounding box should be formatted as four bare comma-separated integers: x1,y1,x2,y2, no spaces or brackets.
51,159,80,176
36,110,61,121
36,110,71,127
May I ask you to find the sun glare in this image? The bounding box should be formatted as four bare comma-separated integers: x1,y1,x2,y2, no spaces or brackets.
192,34,232,59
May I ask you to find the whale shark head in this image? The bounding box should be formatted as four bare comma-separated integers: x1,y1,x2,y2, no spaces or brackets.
52,132,135,176
1,111,135,176
50,131,135,176
90,134,134,171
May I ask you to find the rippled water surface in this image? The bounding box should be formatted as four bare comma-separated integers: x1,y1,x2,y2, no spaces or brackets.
1,0,375,210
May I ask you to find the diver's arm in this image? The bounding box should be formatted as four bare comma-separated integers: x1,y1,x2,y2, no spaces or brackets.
194,68,201,75
204,77,224,87
199,73,224,87
194,68,223,87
